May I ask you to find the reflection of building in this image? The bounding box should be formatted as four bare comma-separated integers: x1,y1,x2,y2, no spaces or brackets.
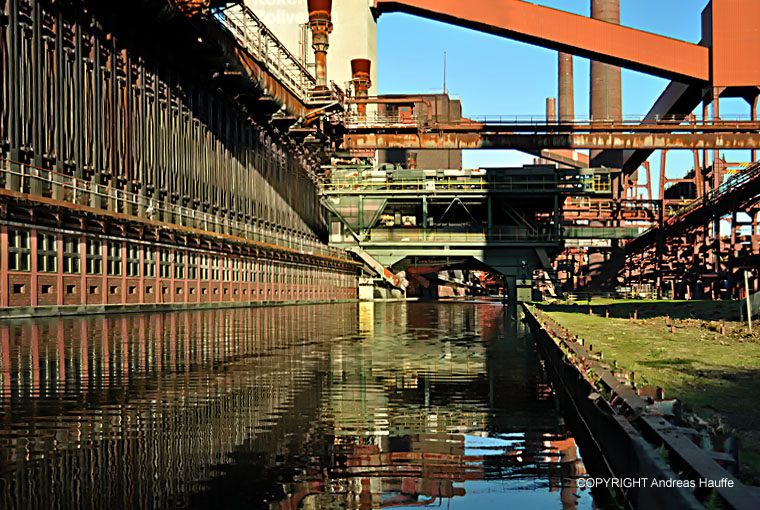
0,305,356,510
1,303,590,509
282,303,590,509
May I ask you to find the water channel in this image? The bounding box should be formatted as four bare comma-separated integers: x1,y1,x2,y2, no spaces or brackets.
0,302,597,509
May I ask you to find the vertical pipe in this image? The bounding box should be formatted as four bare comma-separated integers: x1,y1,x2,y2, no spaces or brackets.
590,0,622,157
558,52,574,122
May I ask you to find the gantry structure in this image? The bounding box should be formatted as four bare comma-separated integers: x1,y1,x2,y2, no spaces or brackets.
334,0,760,299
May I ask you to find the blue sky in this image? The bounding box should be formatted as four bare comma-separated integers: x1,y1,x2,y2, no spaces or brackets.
376,0,755,196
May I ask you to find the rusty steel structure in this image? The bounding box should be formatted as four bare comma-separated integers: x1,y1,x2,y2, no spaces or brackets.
0,0,359,316
2,0,760,304
366,0,760,297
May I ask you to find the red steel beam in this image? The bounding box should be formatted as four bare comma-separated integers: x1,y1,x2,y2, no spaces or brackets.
344,132,760,150
372,0,710,83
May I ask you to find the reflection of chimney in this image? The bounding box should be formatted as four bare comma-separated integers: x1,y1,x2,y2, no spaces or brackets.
351,58,372,119
558,52,574,122
308,0,333,87
590,0,621,159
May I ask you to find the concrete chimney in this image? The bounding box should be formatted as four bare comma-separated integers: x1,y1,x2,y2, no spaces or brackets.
558,52,574,122
590,0,622,158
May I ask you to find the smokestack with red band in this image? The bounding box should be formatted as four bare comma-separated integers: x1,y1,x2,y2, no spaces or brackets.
308,0,333,88
558,52,574,123
351,58,372,119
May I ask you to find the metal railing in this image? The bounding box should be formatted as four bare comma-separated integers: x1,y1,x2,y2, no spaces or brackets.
365,228,556,243
667,161,760,224
344,112,757,129
0,159,346,260
323,177,562,192
322,177,609,194
632,161,760,240
210,4,315,102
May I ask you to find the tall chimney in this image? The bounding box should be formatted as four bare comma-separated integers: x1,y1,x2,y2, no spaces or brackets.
308,0,333,88
590,0,622,158
558,52,574,122
351,58,372,119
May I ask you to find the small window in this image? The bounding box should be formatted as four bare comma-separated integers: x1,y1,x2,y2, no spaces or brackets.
145,285,153,294
63,236,81,274
37,233,57,273
13,283,25,294
188,252,198,280
159,249,171,279
144,247,157,278
89,285,99,294
107,241,123,276
174,251,185,279
86,239,103,275
200,254,209,280
109,285,119,295
41,284,53,294
129,286,137,294
126,244,140,277
66,285,77,295
8,229,31,272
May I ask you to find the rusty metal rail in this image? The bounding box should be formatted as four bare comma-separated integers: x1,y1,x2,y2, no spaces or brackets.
630,162,760,251
364,228,557,244
343,132,760,151
345,113,760,132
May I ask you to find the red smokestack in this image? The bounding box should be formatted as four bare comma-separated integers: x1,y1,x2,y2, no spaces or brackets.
351,58,372,119
308,0,333,87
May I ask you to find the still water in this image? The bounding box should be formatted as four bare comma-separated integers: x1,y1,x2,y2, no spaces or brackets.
0,302,595,509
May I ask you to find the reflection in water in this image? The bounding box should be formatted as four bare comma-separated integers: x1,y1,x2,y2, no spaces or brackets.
0,303,594,509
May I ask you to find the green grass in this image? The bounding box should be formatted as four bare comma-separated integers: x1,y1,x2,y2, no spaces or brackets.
539,299,760,485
